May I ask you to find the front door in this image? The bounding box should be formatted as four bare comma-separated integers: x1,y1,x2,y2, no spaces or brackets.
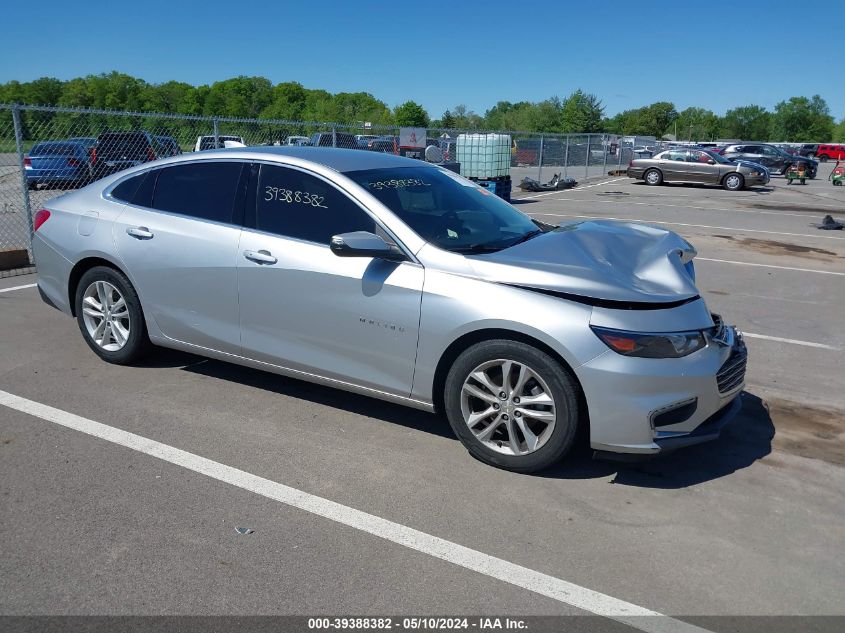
685,150,721,184
237,163,424,397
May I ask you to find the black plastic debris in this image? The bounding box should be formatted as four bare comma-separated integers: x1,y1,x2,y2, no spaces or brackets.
816,215,844,230
518,173,578,192
235,527,255,535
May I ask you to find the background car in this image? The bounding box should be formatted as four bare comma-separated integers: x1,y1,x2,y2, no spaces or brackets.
721,143,818,178
194,135,245,151
154,135,182,157
309,132,358,149
798,143,818,158
24,140,92,189
627,148,768,190
285,135,310,146
367,138,397,153
814,144,845,162
92,131,158,178
355,134,381,148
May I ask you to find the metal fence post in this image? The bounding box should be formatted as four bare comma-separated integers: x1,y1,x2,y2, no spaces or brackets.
538,134,544,182
332,126,337,148
12,104,34,249
585,135,591,181
212,117,219,148
563,136,570,179
601,134,608,175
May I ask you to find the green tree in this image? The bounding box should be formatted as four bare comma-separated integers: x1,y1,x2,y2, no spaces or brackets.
560,90,604,133
720,105,770,140
451,104,484,129
203,76,272,118
635,102,677,137
394,100,429,127
673,107,721,141
20,77,64,105
261,82,308,121
770,95,834,142
440,109,456,128
833,118,845,143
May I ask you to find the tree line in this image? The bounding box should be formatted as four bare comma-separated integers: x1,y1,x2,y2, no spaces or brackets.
1,72,843,142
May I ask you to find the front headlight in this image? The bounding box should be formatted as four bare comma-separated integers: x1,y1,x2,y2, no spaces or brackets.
591,326,707,358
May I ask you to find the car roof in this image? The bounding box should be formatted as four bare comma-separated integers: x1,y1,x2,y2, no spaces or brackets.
184,146,427,172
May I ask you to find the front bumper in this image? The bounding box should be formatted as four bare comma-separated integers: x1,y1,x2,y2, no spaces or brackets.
580,317,746,457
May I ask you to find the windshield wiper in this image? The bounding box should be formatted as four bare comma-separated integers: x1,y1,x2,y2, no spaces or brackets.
504,229,544,248
450,244,506,254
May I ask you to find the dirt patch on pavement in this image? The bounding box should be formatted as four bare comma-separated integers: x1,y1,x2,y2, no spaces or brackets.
746,202,845,214
713,235,838,259
766,398,845,466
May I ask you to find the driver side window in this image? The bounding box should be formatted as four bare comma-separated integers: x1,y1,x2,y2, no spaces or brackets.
255,164,375,244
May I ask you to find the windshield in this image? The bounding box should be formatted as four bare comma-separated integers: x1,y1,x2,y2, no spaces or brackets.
704,151,732,164
346,166,542,253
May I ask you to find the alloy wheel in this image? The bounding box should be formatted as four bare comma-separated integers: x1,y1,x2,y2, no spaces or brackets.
81,281,131,351
460,359,557,456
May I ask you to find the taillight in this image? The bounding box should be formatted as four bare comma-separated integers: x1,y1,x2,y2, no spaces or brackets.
91,147,97,163
67,157,82,167
628,160,633,167
34,209,50,232
24,156,31,167
147,146,156,161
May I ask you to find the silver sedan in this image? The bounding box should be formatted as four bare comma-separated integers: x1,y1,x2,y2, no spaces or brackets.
33,147,746,472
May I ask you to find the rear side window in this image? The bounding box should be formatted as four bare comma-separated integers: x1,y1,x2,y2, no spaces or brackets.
151,162,243,223
111,170,158,206
255,164,374,244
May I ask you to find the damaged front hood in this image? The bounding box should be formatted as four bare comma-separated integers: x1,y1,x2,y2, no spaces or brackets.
468,220,700,305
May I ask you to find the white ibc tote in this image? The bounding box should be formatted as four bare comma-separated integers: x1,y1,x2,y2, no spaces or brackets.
456,133,511,179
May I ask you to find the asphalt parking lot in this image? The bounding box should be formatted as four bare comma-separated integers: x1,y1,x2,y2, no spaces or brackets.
1,164,843,631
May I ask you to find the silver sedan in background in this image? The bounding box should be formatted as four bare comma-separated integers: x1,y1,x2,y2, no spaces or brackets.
32,148,746,472
628,148,769,190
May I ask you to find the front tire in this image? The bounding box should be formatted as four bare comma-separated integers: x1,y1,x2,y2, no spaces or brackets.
818,155,829,162
75,266,151,365
723,172,745,191
644,168,663,186
444,340,580,473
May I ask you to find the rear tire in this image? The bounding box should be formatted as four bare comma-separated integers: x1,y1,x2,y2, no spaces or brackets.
74,266,151,365
644,168,663,186
818,155,829,162
444,339,580,473
723,172,745,191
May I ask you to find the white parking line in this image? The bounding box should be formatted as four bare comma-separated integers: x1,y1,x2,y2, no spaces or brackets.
0,388,712,633
0,283,36,293
696,257,845,276
547,197,811,218
520,178,625,199
742,332,840,351
534,212,845,241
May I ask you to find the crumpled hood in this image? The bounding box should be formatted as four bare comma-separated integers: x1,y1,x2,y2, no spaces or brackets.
467,220,700,304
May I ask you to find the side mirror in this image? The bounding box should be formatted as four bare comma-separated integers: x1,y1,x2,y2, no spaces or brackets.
707,159,716,165
330,231,405,261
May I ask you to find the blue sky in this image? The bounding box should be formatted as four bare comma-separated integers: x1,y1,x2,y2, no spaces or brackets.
2,0,843,120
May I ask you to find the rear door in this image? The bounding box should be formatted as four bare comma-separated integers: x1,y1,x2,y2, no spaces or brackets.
112,160,248,354
659,149,689,181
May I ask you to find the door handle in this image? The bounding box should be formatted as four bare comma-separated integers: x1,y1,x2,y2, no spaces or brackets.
244,249,277,265
126,226,154,239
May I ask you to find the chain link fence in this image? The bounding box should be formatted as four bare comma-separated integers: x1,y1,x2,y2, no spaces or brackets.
0,103,631,278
